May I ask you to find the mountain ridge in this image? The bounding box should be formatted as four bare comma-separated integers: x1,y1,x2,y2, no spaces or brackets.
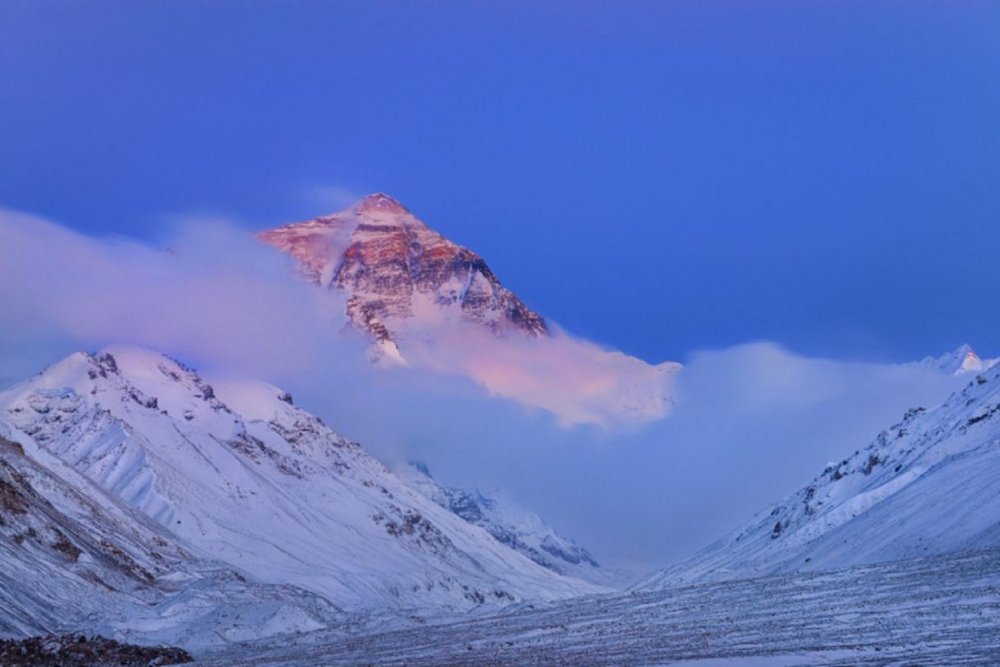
0,345,600,618
257,194,682,427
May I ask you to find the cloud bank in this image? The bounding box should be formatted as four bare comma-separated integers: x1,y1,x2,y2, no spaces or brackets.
0,209,967,574
397,342,964,573
395,319,679,428
0,209,356,385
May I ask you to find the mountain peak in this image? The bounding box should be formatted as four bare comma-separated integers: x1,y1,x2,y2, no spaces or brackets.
259,195,549,348
353,192,410,215
920,343,996,375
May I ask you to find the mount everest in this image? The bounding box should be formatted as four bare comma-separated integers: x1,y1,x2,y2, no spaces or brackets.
258,193,548,362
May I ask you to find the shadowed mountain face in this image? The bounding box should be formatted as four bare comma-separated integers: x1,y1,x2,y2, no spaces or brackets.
259,193,547,354
399,463,627,587
638,356,1000,590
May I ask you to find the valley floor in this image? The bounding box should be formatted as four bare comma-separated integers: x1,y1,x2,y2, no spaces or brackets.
192,547,1000,666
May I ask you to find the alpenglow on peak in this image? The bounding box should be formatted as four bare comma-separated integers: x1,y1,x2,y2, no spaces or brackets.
258,194,549,357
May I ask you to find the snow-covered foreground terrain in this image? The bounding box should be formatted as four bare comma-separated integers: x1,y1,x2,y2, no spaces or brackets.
0,426,342,649
193,546,1000,666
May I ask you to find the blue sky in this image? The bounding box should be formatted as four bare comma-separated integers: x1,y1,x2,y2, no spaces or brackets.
2,1,999,364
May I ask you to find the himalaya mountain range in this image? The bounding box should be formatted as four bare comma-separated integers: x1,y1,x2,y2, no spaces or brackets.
0,195,998,665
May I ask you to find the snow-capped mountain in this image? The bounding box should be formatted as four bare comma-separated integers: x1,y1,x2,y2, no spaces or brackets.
0,346,599,617
913,343,998,375
400,463,624,587
259,193,546,362
640,353,1000,589
0,422,341,648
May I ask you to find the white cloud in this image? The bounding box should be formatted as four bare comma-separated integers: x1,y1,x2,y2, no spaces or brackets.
396,319,680,428
0,209,355,382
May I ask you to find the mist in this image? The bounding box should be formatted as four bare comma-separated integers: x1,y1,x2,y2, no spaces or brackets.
0,210,965,576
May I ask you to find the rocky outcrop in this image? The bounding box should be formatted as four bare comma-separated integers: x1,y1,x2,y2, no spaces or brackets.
0,635,191,666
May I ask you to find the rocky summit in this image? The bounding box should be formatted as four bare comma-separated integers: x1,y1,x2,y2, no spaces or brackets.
258,193,548,353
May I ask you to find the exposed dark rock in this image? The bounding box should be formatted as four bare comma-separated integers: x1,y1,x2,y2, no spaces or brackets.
95,353,118,376
0,634,192,666
863,453,881,475
51,529,82,561
374,508,455,554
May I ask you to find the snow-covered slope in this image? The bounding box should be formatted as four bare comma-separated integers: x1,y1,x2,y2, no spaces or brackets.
400,463,623,587
0,422,340,648
0,346,599,615
640,356,1000,589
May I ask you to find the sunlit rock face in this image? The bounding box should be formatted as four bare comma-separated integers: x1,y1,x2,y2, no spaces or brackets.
259,193,548,354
